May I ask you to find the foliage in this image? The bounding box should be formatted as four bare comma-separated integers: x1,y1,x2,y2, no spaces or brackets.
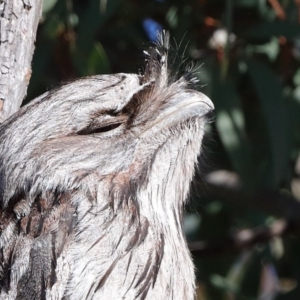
27,0,300,299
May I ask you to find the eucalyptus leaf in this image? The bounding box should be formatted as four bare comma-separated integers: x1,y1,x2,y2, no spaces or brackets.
212,71,255,187
248,60,290,186
86,42,111,75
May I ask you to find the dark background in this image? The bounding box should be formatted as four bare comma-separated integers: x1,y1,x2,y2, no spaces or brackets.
27,0,300,299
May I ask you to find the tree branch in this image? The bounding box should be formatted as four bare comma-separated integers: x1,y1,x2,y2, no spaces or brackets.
0,0,42,122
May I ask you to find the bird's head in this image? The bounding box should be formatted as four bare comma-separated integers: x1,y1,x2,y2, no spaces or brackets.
0,32,214,217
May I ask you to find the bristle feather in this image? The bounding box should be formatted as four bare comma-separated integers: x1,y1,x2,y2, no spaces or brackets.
143,30,200,90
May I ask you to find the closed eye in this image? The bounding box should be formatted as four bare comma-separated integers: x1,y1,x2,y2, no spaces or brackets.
77,122,123,135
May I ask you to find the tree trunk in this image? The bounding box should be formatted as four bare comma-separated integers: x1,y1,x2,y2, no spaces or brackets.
0,0,42,123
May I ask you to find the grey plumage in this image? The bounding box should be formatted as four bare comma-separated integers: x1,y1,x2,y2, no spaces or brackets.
0,32,214,299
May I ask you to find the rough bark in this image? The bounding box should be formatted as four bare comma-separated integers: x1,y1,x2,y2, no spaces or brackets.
0,0,42,123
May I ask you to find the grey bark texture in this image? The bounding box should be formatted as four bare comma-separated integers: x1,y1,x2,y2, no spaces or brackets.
0,0,42,122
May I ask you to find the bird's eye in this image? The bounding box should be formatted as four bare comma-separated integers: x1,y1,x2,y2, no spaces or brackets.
77,122,123,135
205,110,215,123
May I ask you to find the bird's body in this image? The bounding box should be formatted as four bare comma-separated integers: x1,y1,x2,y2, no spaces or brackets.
0,33,213,299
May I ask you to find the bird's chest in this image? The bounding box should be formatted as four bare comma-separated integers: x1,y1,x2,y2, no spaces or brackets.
48,198,195,300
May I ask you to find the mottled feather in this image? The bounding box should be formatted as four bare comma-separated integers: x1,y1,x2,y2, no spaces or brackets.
0,31,213,300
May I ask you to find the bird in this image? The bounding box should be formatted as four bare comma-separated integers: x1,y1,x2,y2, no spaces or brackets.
0,31,214,300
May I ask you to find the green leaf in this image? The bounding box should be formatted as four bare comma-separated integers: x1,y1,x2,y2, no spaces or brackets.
248,60,291,186
71,0,120,76
212,71,254,187
76,0,120,56
86,42,111,75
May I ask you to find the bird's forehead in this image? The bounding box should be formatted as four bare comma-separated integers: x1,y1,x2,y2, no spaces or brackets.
75,74,150,113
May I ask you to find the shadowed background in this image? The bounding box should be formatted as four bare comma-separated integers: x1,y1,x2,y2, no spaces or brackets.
26,0,300,299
